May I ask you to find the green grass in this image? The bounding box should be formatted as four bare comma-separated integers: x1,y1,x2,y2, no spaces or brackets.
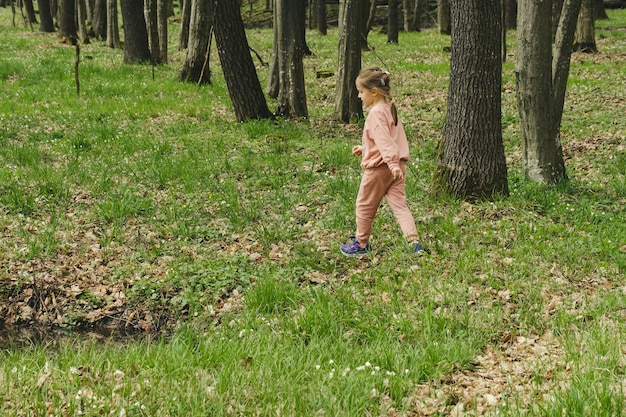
1,6,626,416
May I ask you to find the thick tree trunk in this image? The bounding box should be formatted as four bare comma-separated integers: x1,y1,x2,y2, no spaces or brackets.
574,0,597,53
335,0,364,123
120,0,151,63
433,0,508,200
214,0,273,121
58,0,77,42
37,0,55,32
387,0,399,44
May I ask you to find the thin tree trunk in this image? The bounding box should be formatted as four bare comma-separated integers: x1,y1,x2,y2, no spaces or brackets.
178,0,191,50
145,0,160,63
77,0,90,43
106,0,120,48
158,0,168,63
387,0,399,44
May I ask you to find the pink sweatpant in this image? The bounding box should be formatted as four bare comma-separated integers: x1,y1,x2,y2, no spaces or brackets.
355,163,418,246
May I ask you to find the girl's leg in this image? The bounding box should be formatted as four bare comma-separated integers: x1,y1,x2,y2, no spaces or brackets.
355,167,393,245
385,165,419,241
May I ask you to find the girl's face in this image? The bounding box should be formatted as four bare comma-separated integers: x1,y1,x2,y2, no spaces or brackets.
356,81,378,107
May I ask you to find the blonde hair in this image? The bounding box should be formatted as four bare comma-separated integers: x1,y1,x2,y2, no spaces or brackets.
356,66,398,125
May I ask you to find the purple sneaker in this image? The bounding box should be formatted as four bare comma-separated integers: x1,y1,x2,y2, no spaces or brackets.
340,240,371,256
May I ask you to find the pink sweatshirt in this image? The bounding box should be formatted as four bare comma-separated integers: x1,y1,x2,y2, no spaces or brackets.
360,103,410,172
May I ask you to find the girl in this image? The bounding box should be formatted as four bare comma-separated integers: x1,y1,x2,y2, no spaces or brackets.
340,67,423,256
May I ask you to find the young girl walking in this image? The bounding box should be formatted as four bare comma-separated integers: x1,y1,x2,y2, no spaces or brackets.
340,67,423,256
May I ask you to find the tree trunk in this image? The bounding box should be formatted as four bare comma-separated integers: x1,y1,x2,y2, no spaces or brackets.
433,0,508,200
77,0,90,43
145,0,160,63
58,0,77,43
516,0,581,184
23,0,37,25
92,0,107,40
120,0,151,63
158,0,168,63
574,0,597,53
403,0,414,31
37,0,55,32
438,0,451,35
388,0,399,44
504,0,516,29
269,0,308,118
594,0,608,19
178,0,191,50
335,0,364,123
214,0,273,121
316,0,327,35
179,0,214,84
106,0,120,48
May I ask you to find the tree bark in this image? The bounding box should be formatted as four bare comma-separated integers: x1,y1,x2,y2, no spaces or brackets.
92,0,107,40
438,0,451,35
77,0,90,43
179,0,214,84
335,0,364,123
269,0,308,118
574,0,597,53
516,0,581,184
214,0,273,121
106,0,120,49
120,0,151,63
316,0,327,35
145,0,160,63
37,0,55,32
58,0,77,43
178,0,191,50
157,0,168,63
433,0,508,200
388,0,399,44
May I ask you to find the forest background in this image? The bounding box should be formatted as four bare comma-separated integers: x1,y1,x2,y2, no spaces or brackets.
1,2,626,416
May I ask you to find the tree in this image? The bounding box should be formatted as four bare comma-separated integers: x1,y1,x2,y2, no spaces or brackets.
37,0,55,32
77,0,90,44
92,0,107,40
335,0,364,123
315,0,327,35
145,0,161,63
214,0,273,121
120,0,151,63
267,0,308,118
58,0,78,43
178,0,191,50
438,0,451,35
157,0,168,63
516,0,582,183
179,0,214,84
432,0,508,200
387,0,399,44
106,0,120,49
574,0,597,53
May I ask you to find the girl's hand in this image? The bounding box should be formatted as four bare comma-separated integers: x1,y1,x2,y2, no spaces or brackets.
391,167,403,180
352,145,363,156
